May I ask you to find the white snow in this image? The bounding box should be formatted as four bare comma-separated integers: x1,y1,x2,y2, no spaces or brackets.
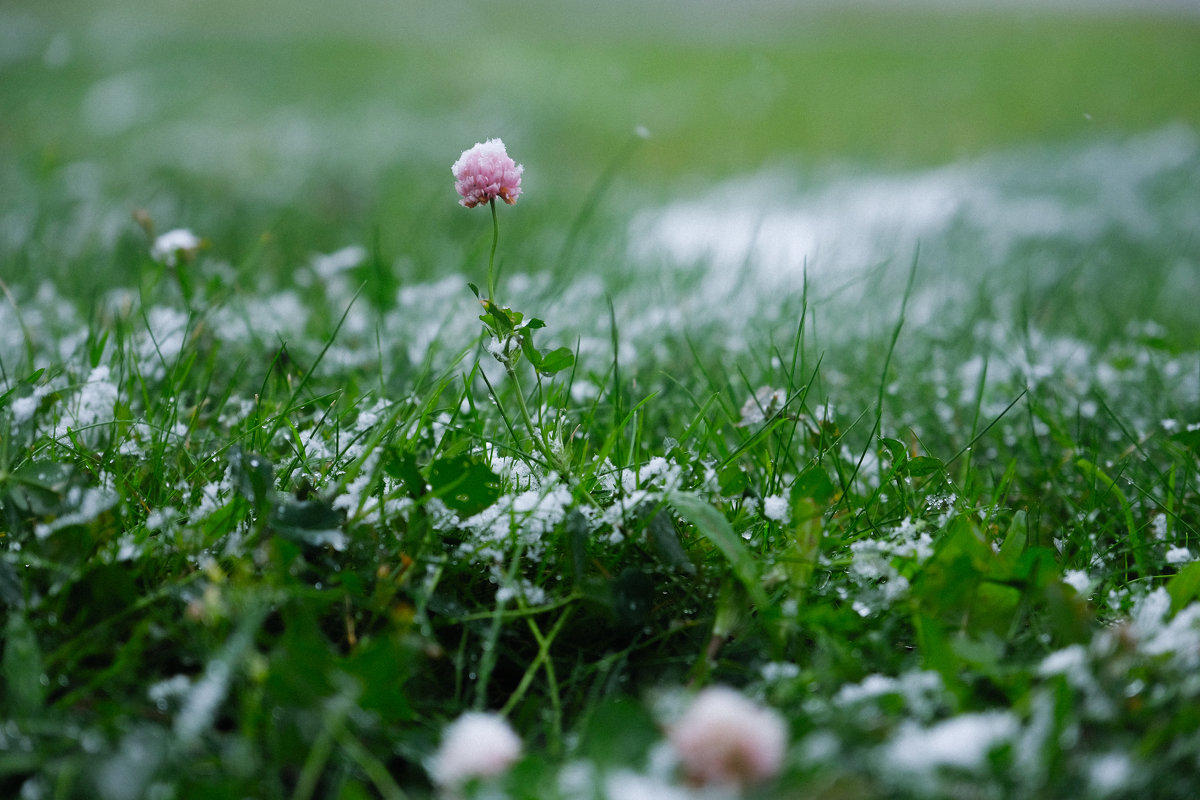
762,494,789,523
884,710,1019,775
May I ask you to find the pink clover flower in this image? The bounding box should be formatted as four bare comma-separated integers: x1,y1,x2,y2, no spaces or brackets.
452,138,524,208
668,685,788,788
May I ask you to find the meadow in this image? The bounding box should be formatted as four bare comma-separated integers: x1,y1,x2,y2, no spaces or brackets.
2,1,1200,797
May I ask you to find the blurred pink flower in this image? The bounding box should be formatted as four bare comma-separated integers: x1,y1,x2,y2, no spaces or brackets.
667,685,788,788
429,712,522,792
452,138,524,208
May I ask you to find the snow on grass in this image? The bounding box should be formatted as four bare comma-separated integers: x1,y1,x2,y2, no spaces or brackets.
3,125,1200,797
882,710,1019,782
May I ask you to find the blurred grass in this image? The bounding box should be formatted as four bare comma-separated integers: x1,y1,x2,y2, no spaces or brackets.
2,0,1199,286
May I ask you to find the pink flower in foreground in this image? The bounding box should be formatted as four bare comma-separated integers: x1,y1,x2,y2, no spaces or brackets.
429,712,522,792
668,686,788,788
452,138,524,208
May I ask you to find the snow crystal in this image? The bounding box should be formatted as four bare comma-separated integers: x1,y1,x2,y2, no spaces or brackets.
884,710,1018,775
1062,569,1094,596
557,760,599,799
1166,546,1193,565
1087,752,1134,797
1149,514,1168,541
10,394,39,424
352,398,389,432
636,456,678,488
114,534,140,561
461,480,577,561
175,659,231,745
494,575,549,606
33,485,118,539
218,395,257,427
739,387,784,426
147,675,191,711
193,468,234,521
309,245,366,280
1129,589,1200,667
762,494,789,523
1039,644,1089,680
759,661,800,684
604,770,702,800
150,228,201,266
145,506,179,532
72,365,118,429
834,671,944,720
1130,588,1173,639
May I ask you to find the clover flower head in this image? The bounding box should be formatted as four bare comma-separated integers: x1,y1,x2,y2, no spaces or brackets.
452,138,523,208
667,685,788,788
429,712,522,792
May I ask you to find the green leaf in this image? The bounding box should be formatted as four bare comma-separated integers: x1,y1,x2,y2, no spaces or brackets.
427,454,501,515
910,516,991,623
566,510,591,584
1168,561,1200,615
645,506,696,575
384,449,425,497
1013,547,1058,586
995,510,1028,575
3,612,44,716
0,559,21,608
271,498,346,550
667,491,768,609
537,347,575,375
612,568,654,627
577,697,659,768
480,301,518,335
791,464,836,505
906,455,944,477
879,437,908,466
779,497,822,595
230,447,275,512
717,464,750,497
971,582,1023,636
912,613,959,689
1169,427,1200,453
8,461,80,515
343,636,418,723
520,333,543,369
66,564,140,626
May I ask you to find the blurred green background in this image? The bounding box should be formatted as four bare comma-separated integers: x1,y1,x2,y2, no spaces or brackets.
2,0,1199,286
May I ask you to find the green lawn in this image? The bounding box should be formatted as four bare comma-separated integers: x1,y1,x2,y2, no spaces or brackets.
3,1,1198,277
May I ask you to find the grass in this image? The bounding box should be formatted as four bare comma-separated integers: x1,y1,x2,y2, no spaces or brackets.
3,1,1200,798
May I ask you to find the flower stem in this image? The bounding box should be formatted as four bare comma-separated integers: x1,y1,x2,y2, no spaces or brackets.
487,198,499,303
505,365,600,508
506,366,557,469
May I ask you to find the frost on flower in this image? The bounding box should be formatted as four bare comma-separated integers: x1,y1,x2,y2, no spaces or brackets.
150,228,201,267
429,712,522,791
452,138,524,208
667,685,788,788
